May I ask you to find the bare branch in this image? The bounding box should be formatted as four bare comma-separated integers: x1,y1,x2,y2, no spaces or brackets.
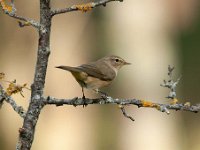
0,84,26,118
45,96,200,115
119,105,135,121
51,0,123,16
0,0,40,29
160,65,181,99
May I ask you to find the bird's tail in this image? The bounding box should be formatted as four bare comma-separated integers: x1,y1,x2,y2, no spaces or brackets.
55,66,81,73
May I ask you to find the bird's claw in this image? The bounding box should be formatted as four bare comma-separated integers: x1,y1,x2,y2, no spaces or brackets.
82,96,88,108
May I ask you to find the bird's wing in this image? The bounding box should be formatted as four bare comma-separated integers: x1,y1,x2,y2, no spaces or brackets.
78,63,115,81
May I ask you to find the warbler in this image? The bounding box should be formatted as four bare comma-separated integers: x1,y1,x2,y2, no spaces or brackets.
56,55,131,99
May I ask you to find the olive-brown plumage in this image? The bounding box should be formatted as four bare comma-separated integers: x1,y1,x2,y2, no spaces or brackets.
56,55,130,99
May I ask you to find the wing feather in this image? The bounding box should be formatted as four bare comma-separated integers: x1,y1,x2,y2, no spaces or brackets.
78,62,115,81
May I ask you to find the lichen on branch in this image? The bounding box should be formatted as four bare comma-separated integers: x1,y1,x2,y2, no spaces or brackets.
0,0,40,29
51,0,124,16
6,80,29,97
75,3,94,12
0,84,26,118
0,0,13,13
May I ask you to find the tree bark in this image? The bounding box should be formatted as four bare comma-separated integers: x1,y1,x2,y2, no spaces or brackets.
16,1,52,150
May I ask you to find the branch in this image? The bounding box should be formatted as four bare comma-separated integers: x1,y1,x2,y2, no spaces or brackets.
45,96,200,120
0,85,4,108
119,105,135,121
0,0,40,29
0,84,26,118
17,1,52,149
51,0,123,16
160,65,181,99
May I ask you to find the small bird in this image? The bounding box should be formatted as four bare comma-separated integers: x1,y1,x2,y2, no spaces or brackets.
56,55,131,100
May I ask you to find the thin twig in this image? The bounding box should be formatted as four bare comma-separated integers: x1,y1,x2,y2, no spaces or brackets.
0,0,40,29
160,65,181,99
51,0,123,16
119,105,135,121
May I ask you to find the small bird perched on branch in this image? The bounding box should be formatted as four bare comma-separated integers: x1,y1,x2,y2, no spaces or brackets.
56,55,131,100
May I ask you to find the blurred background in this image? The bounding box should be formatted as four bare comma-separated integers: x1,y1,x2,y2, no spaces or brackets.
0,0,200,150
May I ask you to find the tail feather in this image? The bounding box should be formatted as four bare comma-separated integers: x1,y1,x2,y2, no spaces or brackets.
55,66,81,73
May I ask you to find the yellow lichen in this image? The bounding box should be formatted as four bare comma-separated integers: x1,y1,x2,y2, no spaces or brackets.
170,98,178,105
155,105,161,111
141,100,154,107
18,21,31,27
0,0,12,12
75,3,93,12
184,102,191,107
0,72,5,80
118,104,123,108
6,80,29,97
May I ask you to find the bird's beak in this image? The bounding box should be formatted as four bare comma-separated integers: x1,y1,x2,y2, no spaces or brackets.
124,61,131,65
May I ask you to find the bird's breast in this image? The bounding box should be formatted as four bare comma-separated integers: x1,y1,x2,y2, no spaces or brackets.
84,76,112,89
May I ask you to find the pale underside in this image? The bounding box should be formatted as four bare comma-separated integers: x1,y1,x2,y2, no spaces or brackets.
71,71,112,90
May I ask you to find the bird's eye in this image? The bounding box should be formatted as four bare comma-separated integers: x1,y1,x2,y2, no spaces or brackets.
115,59,119,62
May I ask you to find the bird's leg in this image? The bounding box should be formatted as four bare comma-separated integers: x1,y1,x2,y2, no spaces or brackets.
82,87,85,99
94,89,108,98
81,87,87,107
